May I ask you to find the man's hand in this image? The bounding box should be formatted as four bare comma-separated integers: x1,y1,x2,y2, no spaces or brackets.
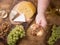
36,14,47,29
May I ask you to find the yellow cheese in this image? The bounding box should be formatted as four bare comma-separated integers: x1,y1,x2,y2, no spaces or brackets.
13,1,36,19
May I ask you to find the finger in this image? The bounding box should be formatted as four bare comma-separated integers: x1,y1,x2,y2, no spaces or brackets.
41,22,47,29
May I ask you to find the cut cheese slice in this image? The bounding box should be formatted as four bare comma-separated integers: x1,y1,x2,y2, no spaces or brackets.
14,13,26,22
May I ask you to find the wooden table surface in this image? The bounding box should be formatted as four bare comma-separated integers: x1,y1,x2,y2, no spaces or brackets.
0,0,60,45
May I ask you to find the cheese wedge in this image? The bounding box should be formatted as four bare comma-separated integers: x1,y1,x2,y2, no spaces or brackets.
13,1,36,19
14,13,26,22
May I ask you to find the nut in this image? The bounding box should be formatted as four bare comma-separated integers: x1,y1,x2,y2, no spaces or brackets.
30,24,44,36
0,21,11,39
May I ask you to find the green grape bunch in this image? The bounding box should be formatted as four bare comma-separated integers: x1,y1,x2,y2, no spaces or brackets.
48,25,60,45
7,25,25,45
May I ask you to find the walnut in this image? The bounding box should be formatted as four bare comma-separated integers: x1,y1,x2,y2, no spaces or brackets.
30,24,44,36
0,21,11,39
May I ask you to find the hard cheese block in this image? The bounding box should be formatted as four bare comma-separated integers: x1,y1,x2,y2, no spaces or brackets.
13,1,36,19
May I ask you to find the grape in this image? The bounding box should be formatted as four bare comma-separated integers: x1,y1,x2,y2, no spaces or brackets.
48,25,60,45
7,25,25,45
